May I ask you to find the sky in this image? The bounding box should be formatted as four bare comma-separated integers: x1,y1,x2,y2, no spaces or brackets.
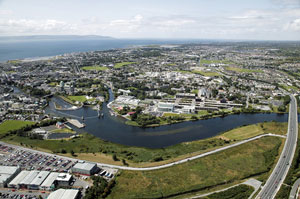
0,0,300,40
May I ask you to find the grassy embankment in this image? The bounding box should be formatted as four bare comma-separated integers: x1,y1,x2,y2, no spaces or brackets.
114,62,136,69
199,184,254,199
107,136,282,199
0,121,287,167
225,66,263,73
82,66,109,71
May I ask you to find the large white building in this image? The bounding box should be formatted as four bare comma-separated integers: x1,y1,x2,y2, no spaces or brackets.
40,172,60,191
8,170,30,189
71,162,98,176
19,170,39,189
28,171,50,190
0,166,21,188
48,189,79,199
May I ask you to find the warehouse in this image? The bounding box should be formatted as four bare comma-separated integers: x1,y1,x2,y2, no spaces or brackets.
71,162,98,175
8,170,30,189
28,171,50,190
19,170,39,189
48,189,79,199
0,166,21,188
40,172,59,191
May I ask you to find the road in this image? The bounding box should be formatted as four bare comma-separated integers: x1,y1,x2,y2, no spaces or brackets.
289,178,300,199
256,95,298,199
0,133,285,171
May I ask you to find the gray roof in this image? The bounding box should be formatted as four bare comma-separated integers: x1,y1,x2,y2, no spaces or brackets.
72,162,96,171
0,174,12,184
48,189,79,199
0,166,19,175
19,170,39,185
40,172,59,188
29,171,50,186
9,170,30,186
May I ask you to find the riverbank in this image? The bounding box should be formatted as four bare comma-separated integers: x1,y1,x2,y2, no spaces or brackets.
124,108,286,128
0,121,288,167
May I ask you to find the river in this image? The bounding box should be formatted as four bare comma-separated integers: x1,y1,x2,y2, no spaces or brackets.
44,89,290,148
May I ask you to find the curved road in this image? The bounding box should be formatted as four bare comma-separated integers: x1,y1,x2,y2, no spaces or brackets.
256,95,298,199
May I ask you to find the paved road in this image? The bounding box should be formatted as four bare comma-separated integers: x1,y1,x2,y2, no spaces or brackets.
0,133,285,171
256,95,298,199
289,178,300,199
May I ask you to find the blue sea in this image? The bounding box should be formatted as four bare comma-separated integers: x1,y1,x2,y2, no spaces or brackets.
0,38,210,62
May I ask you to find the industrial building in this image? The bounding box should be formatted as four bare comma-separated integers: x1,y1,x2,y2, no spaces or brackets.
0,166,21,188
48,189,79,199
56,173,72,187
8,170,30,189
28,171,50,190
40,172,60,191
19,170,39,189
71,162,99,176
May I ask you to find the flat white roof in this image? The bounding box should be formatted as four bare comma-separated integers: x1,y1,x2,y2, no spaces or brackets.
48,189,79,199
56,173,72,182
9,170,30,186
63,189,79,199
47,189,65,199
0,166,19,175
40,172,59,188
20,170,39,185
73,162,96,171
29,171,50,186
0,174,11,183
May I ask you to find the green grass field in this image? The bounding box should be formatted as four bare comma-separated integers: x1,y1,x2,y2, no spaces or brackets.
66,95,95,103
192,70,222,77
225,67,263,73
50,128,76,134
220,122,287,141
81,66,108,71
114,62,136,68
280,84,298,91
0,120,36,135
199,60,234,66
108,136,282,199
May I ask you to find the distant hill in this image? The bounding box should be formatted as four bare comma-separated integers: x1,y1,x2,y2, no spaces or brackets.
0,35,115,42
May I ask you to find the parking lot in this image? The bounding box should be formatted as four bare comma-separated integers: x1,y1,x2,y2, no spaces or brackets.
0,144,76,172
0,189,49,199
97,167,118,181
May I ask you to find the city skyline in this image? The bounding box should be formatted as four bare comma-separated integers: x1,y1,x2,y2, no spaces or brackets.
0,0,299,40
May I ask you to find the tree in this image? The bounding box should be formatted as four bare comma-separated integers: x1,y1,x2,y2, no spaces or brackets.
112,154,119,161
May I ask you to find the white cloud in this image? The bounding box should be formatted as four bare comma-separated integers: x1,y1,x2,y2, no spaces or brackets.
285,18,300,31
0,19,77,35
109,15,143,32
0,9,12,15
